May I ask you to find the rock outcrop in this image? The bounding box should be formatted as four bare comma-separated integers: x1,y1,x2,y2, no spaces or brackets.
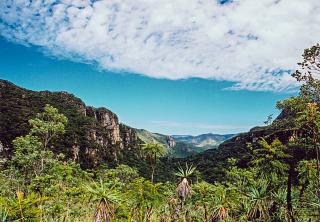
0,79,142,168
166,136,176,148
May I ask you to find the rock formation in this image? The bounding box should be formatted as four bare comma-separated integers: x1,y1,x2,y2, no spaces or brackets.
0,79,142,168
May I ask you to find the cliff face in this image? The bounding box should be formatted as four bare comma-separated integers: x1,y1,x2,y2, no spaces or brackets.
0,80,142,168
166,136,176,148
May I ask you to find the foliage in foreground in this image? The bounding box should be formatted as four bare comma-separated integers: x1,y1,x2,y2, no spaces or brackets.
1,44,320,221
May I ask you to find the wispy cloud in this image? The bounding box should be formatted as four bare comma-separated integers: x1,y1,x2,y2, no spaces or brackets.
149,120,252,134
0,0,319,91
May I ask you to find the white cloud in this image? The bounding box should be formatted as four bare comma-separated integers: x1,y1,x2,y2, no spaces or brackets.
149,120,252,134
1,0,319,91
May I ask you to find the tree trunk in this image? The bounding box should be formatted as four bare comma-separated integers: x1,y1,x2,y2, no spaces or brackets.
151,166,155,183
93,201,112,222
316,146,320,221
299,178,309,199
286,165,295,222
316,146,320,198
204,204,208,222
172,200,183,222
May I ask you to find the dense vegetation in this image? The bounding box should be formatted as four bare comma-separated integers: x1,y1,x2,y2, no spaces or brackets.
1,44,320,221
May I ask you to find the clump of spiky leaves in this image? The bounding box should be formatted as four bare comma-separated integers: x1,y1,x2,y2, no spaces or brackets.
247,183,271,221
172,163,196,222
174,163,197,179
85,180,121,222
0,207,8,222
174,163,196,201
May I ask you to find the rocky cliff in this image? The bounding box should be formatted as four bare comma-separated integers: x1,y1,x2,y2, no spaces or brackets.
0,80,142,168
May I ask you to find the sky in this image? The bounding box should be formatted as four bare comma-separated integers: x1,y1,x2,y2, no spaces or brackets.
0,0,318,135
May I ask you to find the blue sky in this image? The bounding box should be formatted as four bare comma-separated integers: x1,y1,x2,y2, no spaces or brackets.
0,37,292,135
1,0,318,135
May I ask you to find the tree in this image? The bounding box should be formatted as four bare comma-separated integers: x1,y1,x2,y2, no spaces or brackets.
126,178,167,222
172,163,196,222
141,143,166,182
292,43,320,198
264,114,273,125
296,102,320,198
192,182,215,222
250,139,290,181
12,135,44,180
292,43,320,103
249,139,296,221
28,104,68,171
29,104,68,149
11,105,68,178
86,180,120,222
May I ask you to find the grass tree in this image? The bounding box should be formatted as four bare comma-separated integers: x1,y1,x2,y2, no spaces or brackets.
141,143,166,182
172,163,196,222
86,180,120,222
0,207,8,222
247,183,270,221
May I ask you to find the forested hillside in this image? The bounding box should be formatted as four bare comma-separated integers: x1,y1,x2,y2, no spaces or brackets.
0,44,320,221
0,79,143,169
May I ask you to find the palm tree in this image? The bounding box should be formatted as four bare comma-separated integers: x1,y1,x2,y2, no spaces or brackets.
86,180,120,222
172,163,196,222
141,143,166,182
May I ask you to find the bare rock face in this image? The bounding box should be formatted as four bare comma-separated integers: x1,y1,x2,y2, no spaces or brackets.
120,124,140,149
0,79,142,168
86,107,121,146
95,108,122,144
166,136,176,148
0,141,4,159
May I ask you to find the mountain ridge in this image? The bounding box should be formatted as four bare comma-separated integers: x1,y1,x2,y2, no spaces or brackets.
0,79,233,165
135,128,235,157
0,79,142,168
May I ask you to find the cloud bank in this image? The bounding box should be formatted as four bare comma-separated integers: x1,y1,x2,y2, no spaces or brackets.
150,120,252,133
1,0,319,91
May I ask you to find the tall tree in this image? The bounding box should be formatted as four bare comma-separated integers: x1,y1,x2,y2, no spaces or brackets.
12,105,68,178
141,143,166,182
28,104,68,170
29,104,68,150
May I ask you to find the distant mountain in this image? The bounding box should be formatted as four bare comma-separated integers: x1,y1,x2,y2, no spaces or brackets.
135,129,193,158
135,129,172,146
172,133,235,149
136,129,235,158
